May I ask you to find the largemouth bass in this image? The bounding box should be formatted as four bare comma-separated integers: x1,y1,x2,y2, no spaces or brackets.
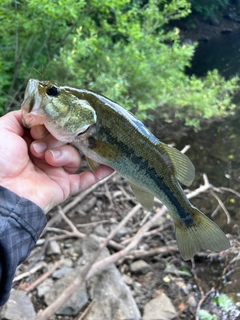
21,79,230,260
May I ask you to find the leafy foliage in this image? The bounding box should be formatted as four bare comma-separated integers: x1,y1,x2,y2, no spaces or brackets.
212,293,233,312
0,0,238,127
190,0,231,17
198,309,217,320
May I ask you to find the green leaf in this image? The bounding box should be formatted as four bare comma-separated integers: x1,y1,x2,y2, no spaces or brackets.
198,309,217,320
216,293,233,312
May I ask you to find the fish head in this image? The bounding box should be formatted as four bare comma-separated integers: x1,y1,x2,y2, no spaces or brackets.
21,79,97,142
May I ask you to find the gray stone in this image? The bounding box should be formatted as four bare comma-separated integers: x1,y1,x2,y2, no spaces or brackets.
110,224,132,239
130,260,152,274
122,274,133,286
37,278,54,297
46,240,61,255
62,258,73,268
81,235,141,320
0,289,36,320
143,293,177,320
94,224,109,237
44,267,88,316
52,267,73,279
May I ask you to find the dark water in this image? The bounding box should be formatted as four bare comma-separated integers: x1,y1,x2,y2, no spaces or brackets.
150,31,240,316
186,31,240,316
187,30,240,79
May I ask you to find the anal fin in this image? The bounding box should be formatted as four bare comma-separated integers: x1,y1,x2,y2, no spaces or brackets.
130,184,154,211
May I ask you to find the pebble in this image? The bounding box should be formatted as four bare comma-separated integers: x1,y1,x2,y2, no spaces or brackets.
122,274,133,286
52,267,73,279
187,294,197,308
37,278,54,297
0,289,36,320
46,240,61,255
130,260,152,274
43,266,88,316
81,235,141,320
110,224,132,239
143,293,176,320
94,224,109,237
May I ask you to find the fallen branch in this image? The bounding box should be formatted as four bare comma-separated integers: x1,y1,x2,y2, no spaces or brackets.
25,260,62,293
35,170,228,319
35,203,142,320
13,261,47,282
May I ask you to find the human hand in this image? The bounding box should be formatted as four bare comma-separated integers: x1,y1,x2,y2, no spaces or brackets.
0,110,114,213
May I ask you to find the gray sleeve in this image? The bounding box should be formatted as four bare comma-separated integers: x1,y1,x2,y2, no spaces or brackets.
0,186,47,306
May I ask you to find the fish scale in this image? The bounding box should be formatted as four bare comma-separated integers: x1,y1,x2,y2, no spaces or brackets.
21,79,230,260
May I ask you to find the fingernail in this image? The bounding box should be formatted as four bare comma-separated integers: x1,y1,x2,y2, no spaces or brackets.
49,149,61,160
33,142,47,153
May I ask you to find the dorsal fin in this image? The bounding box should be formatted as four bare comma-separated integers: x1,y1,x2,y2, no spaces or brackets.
161,144,195,187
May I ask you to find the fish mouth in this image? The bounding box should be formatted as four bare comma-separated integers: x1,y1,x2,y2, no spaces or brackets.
77,125,92,136
21,109,46,128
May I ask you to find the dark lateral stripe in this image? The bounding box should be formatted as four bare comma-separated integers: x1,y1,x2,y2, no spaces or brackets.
99,127,193,226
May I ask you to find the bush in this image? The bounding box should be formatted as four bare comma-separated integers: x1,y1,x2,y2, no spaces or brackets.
0,0,238,127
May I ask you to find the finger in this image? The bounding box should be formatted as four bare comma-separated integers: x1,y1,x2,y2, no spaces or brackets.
30,125,49,140
44,145,82,173
31,135,66,158
0,110,24,136
69,165,115,194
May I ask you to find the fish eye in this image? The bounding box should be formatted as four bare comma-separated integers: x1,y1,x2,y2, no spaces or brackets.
46,85,59,97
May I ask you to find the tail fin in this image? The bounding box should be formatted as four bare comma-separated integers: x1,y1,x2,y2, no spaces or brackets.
174,207,230,261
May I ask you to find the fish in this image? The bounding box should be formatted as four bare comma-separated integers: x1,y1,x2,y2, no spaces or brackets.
21,79,230,260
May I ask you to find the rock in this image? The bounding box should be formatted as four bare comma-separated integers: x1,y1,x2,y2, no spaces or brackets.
207,17,220,26
187,294,197,308
130,260,152,274
43,267,88,316
221,28,233,34
142,293,176,320
0,290,36,320
122,274,133,286
41,235,140,319
149,216,167,229
46,240,61,255
52,266,73,279
110,224,132,239
62,258,74,268
94,224,109,237
81,235,141,320
80,196,97,212
37,278,54,298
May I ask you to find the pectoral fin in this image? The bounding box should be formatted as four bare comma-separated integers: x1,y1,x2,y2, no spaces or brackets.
161,144,195,187
86,157,100,174
130,184,154,211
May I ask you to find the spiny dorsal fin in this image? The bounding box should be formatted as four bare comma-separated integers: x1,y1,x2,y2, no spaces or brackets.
161,144,195,187
130,184,154,211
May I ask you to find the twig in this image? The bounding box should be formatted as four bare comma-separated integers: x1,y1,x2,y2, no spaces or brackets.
13,262,47,282
77,300,96,320
210,190,231,224
25,260,62,293
86,206,167,279
220,187,240,198
35,203,141,320
77,219,113,227
126,246,178,259
58,205,85,236
195,288,216,320
62,172,116,214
